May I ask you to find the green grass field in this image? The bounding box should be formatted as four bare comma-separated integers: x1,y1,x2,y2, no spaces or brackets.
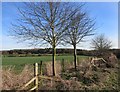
2,55,89,73
2,55,88,65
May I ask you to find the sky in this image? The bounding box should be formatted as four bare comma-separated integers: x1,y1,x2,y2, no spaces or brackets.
1,2,118,50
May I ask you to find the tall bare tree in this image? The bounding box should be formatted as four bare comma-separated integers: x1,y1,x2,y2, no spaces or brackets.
11,2,81,76
63,8,95,70
91,34,112,50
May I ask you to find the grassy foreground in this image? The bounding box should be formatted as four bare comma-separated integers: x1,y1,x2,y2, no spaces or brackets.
2,58,119,90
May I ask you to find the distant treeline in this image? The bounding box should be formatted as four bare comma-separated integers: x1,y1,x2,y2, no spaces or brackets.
1,48,120,58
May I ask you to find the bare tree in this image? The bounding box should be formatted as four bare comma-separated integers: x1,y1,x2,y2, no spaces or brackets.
63,7,95,70
11,2,81,76
91,34,112,50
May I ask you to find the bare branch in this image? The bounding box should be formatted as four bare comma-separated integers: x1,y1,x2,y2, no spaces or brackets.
91,34,112,50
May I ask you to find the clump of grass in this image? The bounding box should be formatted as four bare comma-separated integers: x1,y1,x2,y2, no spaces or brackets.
2,65,34,90
103,71,118,90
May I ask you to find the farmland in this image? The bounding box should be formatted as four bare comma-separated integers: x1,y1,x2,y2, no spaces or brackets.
2,55,89,73
2,55,89,65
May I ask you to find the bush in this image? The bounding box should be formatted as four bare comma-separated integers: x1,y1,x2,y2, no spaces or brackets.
92,66,98,71
92,73,100,83
82,77,93,85
61,73,71,80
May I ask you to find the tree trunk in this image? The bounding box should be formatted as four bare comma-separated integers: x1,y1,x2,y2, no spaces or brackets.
51,25,56,76
73,44,77,70
52,44,56,76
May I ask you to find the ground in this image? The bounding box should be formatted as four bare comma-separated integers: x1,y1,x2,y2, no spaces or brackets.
2,55,119,91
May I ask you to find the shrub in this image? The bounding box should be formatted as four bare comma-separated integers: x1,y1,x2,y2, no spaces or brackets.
2,65,34,90
92,73,100,83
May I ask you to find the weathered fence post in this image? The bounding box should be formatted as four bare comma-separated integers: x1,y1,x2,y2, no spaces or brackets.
39,61,43,75
22,62,62,91
61,59,65,72
77,57,79,66
39,61,43,88
34,63,39,91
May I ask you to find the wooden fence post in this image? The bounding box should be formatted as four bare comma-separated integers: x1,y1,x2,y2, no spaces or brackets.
39,61,43,75
61,59,65,72
77,57,79,66
34,63,39,91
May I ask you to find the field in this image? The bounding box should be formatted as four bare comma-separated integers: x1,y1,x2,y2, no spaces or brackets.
2,55,89,73
2,55,119,90
2,55,88,65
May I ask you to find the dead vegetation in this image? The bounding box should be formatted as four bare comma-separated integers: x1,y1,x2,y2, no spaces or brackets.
2,55,119,90
2,65,34,90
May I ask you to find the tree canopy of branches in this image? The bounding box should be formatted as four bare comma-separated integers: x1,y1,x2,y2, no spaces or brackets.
11,2,82,76
91,34,112,51
62,6,95,70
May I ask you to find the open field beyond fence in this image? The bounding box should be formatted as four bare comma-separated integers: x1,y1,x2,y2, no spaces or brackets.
2,55,89,73
2,55,89,65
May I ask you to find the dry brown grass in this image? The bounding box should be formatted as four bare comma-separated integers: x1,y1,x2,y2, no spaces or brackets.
2,58,118,90
2,60,74,90
45,62,52,76
45,61,63,76
0,69,2,90
39,76,82,90
44,60,75,76
2,65,34,90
